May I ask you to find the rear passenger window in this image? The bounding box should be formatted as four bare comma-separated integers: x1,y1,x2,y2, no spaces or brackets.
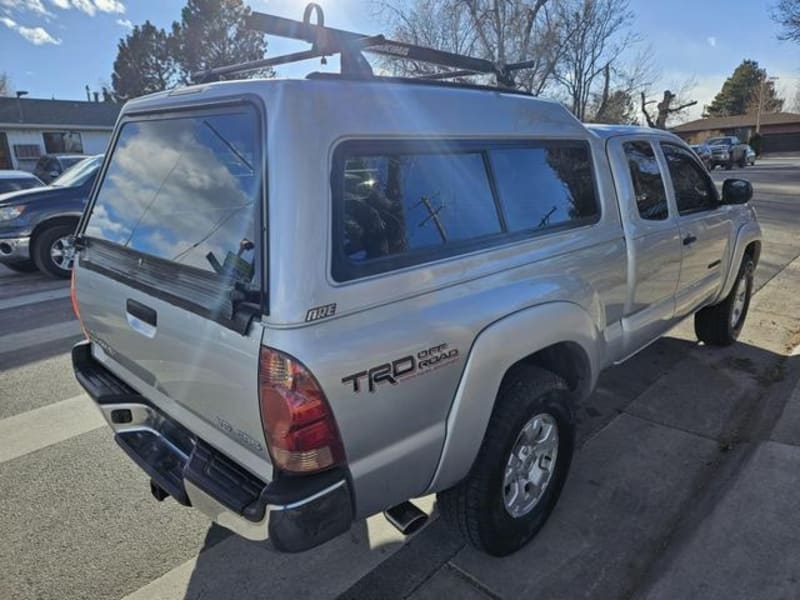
489,144,598,231
623,141,668,220
339,149,500,263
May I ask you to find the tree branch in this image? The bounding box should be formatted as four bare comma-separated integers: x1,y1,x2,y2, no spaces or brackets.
640,91,656,127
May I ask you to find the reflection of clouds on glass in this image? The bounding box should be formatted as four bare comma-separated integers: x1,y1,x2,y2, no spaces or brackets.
86,112,259,275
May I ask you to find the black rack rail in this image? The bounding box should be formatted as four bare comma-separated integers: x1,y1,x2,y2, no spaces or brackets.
191,3,536,89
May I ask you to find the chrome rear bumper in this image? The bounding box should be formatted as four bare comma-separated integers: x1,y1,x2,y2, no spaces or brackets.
72,340,353,552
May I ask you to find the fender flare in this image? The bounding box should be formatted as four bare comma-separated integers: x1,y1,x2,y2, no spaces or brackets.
424,301,603,493
717,222,761,302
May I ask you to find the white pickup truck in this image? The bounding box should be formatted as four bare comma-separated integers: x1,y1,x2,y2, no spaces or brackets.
69,5,762,559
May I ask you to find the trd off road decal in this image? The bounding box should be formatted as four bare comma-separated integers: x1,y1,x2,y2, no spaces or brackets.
341,343,460,393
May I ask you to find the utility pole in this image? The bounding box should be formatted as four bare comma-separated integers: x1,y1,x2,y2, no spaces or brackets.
756,75,779,134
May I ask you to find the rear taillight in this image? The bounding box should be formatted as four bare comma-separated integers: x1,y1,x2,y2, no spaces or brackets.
258,346,345,473
70,267,88,340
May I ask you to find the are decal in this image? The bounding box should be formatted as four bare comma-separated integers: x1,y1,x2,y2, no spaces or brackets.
341,343,460,393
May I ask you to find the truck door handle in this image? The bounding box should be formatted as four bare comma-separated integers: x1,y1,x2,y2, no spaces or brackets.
683,235,697,246
127,299,157,326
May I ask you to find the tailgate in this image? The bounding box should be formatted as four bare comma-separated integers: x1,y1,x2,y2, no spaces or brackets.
73,100,270,478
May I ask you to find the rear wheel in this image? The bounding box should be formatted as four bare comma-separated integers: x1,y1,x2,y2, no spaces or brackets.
32,225,76,279
438,365,575,556
2,260,38,273
694,257,754,346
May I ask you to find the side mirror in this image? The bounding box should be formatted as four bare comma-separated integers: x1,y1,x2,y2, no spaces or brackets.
48,170,59,178
722,178,753,205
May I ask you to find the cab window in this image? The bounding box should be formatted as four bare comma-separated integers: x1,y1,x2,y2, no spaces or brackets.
661,143,718,215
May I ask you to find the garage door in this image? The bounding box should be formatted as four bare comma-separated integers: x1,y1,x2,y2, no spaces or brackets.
762,133,800,153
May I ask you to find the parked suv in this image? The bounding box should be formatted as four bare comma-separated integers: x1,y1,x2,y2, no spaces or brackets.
0,155,102,276
70,8,761,558
705,136,749,170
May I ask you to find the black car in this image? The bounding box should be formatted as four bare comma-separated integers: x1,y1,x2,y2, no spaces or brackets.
33,153,86,184
0,155,102,278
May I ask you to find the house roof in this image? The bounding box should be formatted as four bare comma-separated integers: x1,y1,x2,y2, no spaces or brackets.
0,97,121,129
672,112,800,133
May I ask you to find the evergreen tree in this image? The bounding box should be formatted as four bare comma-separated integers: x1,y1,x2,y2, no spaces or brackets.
705,60,783,117
111,21,178,100
171,0,271,83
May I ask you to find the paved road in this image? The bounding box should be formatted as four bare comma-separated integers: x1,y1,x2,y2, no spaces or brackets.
0,156,798,600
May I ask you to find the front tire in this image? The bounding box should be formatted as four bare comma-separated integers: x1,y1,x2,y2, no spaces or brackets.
438,365,575,556
694,257,754,346
32,225,76,279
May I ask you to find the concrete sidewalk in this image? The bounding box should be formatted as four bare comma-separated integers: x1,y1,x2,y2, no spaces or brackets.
341,257,800,600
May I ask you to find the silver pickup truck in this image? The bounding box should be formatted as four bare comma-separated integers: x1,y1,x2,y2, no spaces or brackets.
69,12,761,559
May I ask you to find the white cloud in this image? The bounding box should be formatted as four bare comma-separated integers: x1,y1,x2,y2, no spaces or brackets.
18,23,59,43
1,0,53,17
706,36,717,48
45,0,126,16
69,0,95,15
115,16,131,28
94,0,124,13
1,14,60,44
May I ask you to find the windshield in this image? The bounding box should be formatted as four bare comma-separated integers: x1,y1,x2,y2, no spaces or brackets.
51,156,102,188
0,177,42,194
706,137,732,146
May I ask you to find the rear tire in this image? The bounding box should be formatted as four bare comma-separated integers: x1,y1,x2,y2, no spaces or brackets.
438,365,575,556
32,225,76,279
694,257,754,346
2,260,38,273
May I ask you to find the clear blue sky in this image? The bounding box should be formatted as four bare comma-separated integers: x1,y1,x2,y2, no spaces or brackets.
2,0,799,121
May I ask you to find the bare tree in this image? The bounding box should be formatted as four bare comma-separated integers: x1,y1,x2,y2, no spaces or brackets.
772,0,800,42
460,0,563,94
640,89,697,129
588,47,656,123
554,0,637,121
0,72,10,97
375,0,566,94
790,82,800,113
375,0,479,75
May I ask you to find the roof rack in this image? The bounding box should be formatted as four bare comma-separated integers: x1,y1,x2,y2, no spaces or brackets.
191,3,534,89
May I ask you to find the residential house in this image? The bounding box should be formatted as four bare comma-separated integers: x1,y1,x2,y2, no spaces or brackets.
0,97,121,171
671,112,800,153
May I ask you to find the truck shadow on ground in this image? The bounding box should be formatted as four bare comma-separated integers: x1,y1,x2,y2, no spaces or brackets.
182,516,404,599
181,329,800,600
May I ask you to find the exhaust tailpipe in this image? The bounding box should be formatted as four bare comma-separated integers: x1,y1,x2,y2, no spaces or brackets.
383,501,428,535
